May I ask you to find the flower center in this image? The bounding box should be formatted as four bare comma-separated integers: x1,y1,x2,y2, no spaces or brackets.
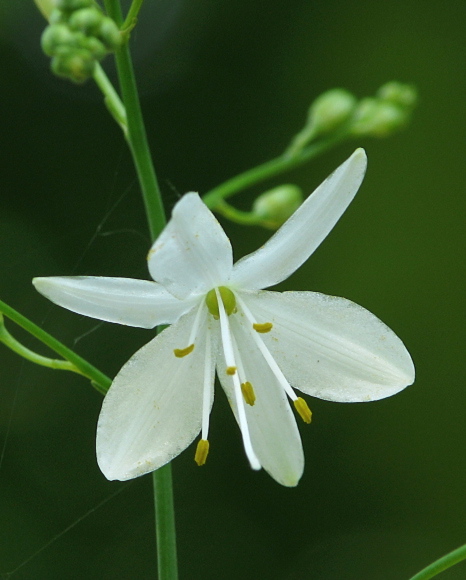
205,286,236,318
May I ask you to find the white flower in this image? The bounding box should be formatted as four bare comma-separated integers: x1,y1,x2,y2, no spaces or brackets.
33,149,414,487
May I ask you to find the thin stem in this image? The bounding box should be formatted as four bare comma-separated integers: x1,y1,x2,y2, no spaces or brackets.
103,4,178,579
408,544,466,580
93,64,128,135
0,315,80,374
202,131,348,209
104,0,166,241
153,466,179,580
122,0,145,31
214,200,263,226
0,299,111,394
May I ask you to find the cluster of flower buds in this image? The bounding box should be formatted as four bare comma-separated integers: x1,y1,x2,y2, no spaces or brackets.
40,0,121,83
288,82,417,157
350,82,418,137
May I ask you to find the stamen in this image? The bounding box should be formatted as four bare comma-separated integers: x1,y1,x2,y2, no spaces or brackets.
294,397,312,424
241,382,256,406
253,322,273,333
226,366,237,375
173,299,205,358
173,344,194,358
235,295,299,403
194,439,210,466
201,325,213,440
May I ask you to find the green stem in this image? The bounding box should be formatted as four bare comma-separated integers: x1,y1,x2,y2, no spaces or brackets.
103,4,177,579
202,132,348,209
408,544,466,580
122,0,145,31
0,314,80,374
214,200,264,226
153,466,178,580
104,0,165,241
0,300,111,394
93,64,128,135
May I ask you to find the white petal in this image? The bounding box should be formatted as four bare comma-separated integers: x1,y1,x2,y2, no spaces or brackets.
147,193,233,299
217,314,304,486
239,290,415,402
96,306,215,480
230,149,367,290
33,276,194,328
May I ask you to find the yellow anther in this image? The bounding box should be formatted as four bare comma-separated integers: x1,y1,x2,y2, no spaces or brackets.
294,397,312,424
226,366,237,375
253,322,273,333
194,439,210,466
205,286,237,318
173,344,194,358
241,382,256,406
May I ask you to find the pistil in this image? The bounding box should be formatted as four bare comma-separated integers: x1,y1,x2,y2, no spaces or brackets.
215,288,260,470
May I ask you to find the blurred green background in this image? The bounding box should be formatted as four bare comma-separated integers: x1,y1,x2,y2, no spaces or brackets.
0,1,465,579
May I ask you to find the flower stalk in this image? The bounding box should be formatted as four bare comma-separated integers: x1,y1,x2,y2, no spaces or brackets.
408,543,466,580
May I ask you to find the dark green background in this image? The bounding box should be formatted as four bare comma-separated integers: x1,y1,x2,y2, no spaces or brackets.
1,1,465,578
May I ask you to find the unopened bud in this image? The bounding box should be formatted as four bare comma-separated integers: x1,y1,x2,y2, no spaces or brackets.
81,36,107,60
97,18,122,50
377,81,417,110
56,0,93,12
350,98,408,138
252,185,303,229
41,24,75,56
51,48,95,83
68,7,104,35
308,88,357,136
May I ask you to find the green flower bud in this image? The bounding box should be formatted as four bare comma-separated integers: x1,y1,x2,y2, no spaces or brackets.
51,48,95,83
377,81,417,110
252,185,303,229
307,88,357,136
81,36,107,60
351,98,408,137
68,7,104,35
56,0,93,12
41,24,75,56
97,18,122,50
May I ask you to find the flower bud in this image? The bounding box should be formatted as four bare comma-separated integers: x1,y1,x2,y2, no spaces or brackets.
307,89,357,136
56,0,93,12
252,185,303,229
51,48,95,83
68,7,104,35
350,98,408,137
377,82,417,110
81,36,107,60
97,18,122,51
41,23,75,56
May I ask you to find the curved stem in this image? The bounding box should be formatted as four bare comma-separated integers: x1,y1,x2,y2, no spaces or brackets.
0,299,111,394
0,315,80,374
408,544,466,580
202,132,348,209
